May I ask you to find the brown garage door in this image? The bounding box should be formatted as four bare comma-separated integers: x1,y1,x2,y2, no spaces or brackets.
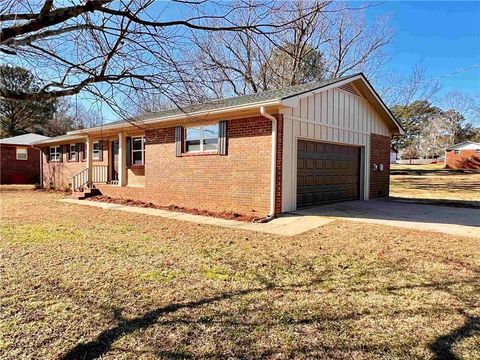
297,140,360,207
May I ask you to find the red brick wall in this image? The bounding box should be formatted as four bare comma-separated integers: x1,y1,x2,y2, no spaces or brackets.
370,134,391,198
42,141,109,189
445,149,480,169
0,145,41,184
98,116,279,217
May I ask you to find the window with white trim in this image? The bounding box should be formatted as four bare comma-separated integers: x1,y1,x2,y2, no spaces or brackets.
132,136,145,165
476,149,480,153
454,149,460,155
93,141,101,160
16,147,28,160
69,144,77,161
50,146,61,161
185,124,219,152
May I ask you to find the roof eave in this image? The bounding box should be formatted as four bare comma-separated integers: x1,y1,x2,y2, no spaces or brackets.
68,99,282,136
446,141,480,150
32,135,87,146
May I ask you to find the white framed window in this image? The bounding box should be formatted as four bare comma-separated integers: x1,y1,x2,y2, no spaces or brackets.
185,124,219,153
454,149,460,155
69,144,77,161
16,147,28,160
50,146,61,161
131,136,145,165
93,141,101,160
476,149,480,153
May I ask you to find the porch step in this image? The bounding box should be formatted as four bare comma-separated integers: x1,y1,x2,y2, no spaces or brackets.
73,187,101,200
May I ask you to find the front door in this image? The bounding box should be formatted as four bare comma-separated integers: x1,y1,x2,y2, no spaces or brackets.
111,140,119,181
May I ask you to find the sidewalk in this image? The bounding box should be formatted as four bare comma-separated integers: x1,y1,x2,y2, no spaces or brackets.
59,198,335,236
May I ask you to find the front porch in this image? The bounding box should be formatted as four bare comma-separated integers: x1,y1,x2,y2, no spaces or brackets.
70,132,145,195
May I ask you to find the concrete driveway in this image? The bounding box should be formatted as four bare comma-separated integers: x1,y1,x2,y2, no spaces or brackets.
292,199,480,238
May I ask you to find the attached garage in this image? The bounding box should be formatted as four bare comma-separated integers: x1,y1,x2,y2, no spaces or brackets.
280,73,404,213
297,140,360,207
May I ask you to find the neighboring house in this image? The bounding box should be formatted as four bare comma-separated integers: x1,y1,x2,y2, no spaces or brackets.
0,133,50,184
390,148,398,164
33,73,403,218
445,141,480,169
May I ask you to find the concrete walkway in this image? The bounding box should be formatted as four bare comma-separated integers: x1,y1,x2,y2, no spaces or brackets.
59,199,334,236
59,198,480,238
293,200,480,238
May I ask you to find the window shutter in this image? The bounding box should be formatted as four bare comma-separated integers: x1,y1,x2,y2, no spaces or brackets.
175,126,182,157
98,141,103,161
78,143,84,161
126,137,132,166
43,147,50,163
65,144,71,161
59,145,63,162
219,120,228,155
75,143,81,161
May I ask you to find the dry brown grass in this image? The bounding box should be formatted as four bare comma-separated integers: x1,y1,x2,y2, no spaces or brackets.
1,189,479,359
390,164,480,203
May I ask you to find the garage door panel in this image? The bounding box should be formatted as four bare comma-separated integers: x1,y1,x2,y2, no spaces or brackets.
297,175,305,186
297,158,304,169
297,140,360,207
305,175,315,186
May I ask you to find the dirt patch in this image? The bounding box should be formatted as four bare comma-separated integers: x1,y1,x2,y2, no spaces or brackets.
88,195,259,222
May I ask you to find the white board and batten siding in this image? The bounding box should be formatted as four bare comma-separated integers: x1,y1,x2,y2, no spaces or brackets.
281,86,391,212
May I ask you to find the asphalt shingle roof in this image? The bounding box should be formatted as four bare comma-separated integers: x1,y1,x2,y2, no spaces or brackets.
0,133,50,145
84,74,361,129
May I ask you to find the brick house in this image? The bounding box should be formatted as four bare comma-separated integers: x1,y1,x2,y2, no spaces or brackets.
445,141,480,169
34,73,403,218
0,133,50,184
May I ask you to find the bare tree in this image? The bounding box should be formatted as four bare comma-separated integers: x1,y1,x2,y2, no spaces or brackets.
440,90,480,127
187,1,394,97
378,63,441,107
418,113,454,158
1,0,327,118
132,93,174,115
324,7,393,79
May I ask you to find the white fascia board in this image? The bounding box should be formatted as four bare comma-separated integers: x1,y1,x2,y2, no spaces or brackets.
32,135,87,146
359,76,404,135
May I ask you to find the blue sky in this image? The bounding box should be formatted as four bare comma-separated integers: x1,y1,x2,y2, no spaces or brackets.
366,1,480,99
80,1,480,124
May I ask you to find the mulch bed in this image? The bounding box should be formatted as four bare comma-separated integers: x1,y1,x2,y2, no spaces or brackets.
88,195,260,222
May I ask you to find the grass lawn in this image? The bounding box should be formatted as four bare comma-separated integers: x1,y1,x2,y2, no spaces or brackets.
390,163,480,203
1,189,479,359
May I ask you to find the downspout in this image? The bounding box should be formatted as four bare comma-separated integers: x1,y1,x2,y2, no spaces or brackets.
32,145,43,188
255,106,277,223
38,146,43,188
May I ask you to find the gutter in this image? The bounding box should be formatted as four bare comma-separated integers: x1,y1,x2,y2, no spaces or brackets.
256,106,277,223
